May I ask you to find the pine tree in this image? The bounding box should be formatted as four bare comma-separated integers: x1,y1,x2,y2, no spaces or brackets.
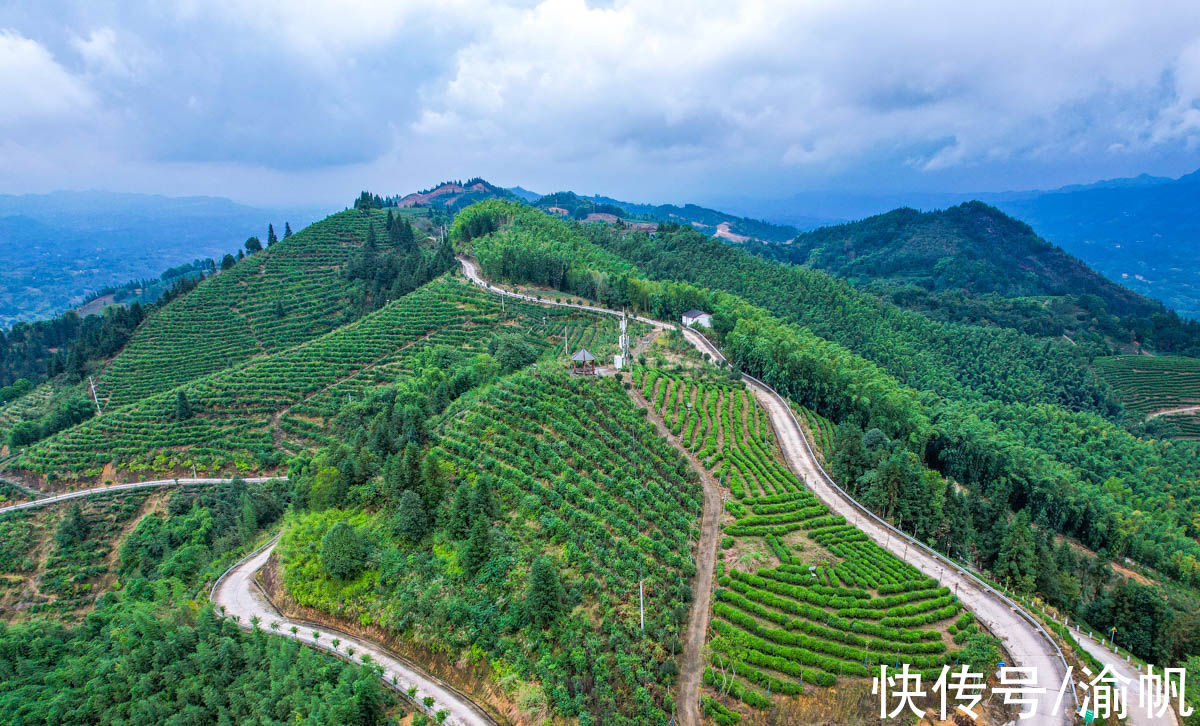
469,475,497,521
321,522,366,579
284,222,293,239
175,391,193,420
56,503,89,547
995,509,1037,593
267,224,278,247
400,442,422,492
526,555,565,627
239,492,257,544
461,516,491,576
446,483,471,539
392,490,427,542
221,253,236,270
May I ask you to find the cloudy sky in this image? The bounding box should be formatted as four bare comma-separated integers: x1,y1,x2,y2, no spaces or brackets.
3,0,1200,207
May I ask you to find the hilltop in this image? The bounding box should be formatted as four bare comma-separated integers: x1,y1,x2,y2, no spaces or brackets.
390,178,799,243
748,201,1200,354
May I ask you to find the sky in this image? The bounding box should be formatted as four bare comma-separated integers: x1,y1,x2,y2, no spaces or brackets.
2,0,1200,208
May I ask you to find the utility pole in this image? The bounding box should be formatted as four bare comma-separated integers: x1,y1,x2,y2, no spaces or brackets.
88,376,102,415
639,577,645,630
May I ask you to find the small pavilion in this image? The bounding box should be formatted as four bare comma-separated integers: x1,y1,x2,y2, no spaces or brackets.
571,348,597,375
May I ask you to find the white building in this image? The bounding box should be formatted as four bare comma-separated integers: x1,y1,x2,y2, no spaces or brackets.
681,309,712,328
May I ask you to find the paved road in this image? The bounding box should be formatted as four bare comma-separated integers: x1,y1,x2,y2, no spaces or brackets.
211,539,496,726
1,475,495,725
1070,626,1178,725
0,477,283,515
1146,405,1200,420
460,257,1088,725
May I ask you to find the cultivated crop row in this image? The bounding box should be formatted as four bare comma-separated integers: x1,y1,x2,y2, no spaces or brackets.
633,367,964,712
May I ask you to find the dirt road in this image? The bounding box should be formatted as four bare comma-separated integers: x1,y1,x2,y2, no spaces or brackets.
458,257,1085,724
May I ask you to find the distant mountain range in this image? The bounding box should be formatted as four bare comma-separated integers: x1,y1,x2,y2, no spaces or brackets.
5,168,1198,329
394,178,801,242
713,170,1200,319
0,191,326,327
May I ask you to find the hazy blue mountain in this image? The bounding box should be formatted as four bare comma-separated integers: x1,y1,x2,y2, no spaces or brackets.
0,191,329,327
713,170,1200,319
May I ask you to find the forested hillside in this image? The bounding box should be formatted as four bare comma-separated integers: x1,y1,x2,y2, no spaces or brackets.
748,202,1200,354
0,481,398,724
278,369,701,723
94,208,448,410
453,199,1200,669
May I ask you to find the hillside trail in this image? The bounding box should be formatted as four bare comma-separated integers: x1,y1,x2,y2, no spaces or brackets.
457,256,1094,725
628,383,722,726
1145,405,1200,420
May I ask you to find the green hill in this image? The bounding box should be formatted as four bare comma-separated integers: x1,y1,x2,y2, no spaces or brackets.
94,208,440,410
749,202,1200,354
14,276,623,484
277,369,701,723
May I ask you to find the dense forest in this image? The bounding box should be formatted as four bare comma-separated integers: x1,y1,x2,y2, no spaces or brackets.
453,200,1200,667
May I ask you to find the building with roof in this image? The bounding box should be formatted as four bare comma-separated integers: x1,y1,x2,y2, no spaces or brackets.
681,309,712,328
571,348,597,375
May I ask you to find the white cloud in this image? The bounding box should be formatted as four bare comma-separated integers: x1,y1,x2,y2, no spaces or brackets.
2,0,1200,203
413,0,1200,176
0,29,92,125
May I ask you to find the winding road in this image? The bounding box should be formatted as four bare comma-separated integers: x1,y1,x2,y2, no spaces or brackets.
0,261,1175,725
458,257,1185,725
209,538,496,726
0,476,497,726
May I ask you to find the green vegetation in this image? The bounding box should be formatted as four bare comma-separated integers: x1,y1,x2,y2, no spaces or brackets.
0,480,394,725
13,277,612,481
1094,355,1200,435
634,367,979,710
279,369,702,724
749,202,1200,354
94,207,443,410
454,199,1200,667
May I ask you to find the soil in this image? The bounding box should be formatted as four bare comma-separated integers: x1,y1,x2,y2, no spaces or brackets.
626,383,723,726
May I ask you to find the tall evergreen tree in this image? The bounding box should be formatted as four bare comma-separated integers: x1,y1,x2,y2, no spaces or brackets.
267,224,278,247
469,475,498,521
995,509,1038,593
526,555,566,627
392,490,427,542
175,391,193,420
239,492,257,544
284,221,293,239
446,482,471,539
461,516,492,576
56,503,89,547
320,522,366,579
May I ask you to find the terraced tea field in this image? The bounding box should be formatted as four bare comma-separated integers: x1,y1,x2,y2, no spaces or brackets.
279,369,703,723
12,277,629,484
1094,355,1200,437
0,489,150,622
634,368,970,715
95,208,416,410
